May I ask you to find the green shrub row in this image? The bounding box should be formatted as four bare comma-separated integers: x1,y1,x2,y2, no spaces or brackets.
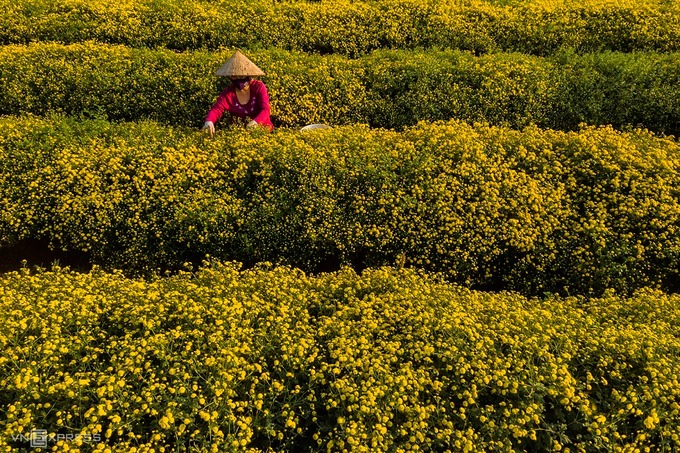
1,0,679,56
2,115,680,296
1,43,680,135
1,264,679,452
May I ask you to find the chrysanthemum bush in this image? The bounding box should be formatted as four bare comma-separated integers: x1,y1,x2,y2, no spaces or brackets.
0,263,679,452
1,43,679,134
0,0,678,56
2,115,679,296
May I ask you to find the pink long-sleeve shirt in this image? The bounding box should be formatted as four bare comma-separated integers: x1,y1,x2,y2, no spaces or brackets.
205,80,274,131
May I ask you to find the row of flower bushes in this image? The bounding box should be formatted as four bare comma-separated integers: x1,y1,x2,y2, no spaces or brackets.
1,0,679,56
1,264,679,452
1,43,679,135
2,115,679,296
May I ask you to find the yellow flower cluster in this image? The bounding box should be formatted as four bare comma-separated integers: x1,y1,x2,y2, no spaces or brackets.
2,115,679,296
0,0,678,56
1,43,679,134
0,264,679,452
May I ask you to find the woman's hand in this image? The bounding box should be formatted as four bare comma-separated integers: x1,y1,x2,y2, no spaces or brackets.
247,120,258,129
202,121,215,137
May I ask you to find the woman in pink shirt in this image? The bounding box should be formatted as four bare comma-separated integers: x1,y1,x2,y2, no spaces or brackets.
203,51,274,135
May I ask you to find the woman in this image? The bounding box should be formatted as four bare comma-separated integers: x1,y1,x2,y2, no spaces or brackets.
203,51,274,136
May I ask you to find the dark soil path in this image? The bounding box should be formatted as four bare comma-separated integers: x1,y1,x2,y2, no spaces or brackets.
0,239,92,274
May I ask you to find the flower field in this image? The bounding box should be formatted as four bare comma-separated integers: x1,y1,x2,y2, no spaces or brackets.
1,43,679,133
1,0,680,451
1,265,680,452
2,116,680,296
2,0,680,56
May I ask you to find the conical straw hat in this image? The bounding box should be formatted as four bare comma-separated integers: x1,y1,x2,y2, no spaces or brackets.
216,51,265,77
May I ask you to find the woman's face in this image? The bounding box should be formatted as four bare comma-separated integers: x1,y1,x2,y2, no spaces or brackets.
230,77,250,91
